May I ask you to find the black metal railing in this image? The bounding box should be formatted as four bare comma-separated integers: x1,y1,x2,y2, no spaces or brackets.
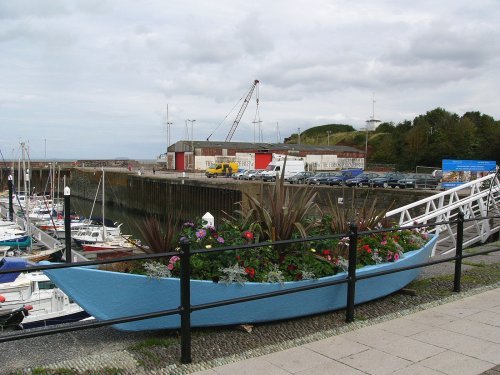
0,212,499,366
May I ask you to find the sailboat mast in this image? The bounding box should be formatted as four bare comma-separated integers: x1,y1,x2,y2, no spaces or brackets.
102,167,105,241
21,142,32,251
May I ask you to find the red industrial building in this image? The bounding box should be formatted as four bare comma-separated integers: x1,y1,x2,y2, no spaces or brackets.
160,141,364,172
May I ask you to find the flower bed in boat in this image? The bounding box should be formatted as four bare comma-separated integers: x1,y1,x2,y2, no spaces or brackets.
133,218,432,285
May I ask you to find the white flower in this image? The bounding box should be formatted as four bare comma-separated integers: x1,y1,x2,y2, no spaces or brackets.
219,264,247,285
144,261,171,279
266,265,285,286
301,269,316,280
337,256,349,272
371,250,383,264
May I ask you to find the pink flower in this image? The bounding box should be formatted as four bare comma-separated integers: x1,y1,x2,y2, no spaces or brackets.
169,256,180,264
167,263,174,270
394,253,400,261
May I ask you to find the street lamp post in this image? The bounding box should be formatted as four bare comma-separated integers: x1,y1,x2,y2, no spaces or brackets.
364,125,369,169
166,121,173,148
187,119,196,170
326,131,332,146
165,104,173,150
364,118,381,170
364,93,381,170
298,128,301,145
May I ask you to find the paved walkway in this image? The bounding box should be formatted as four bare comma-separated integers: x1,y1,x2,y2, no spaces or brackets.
192,287,500,375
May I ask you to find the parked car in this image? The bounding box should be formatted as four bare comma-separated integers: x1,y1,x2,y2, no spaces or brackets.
254,170,267,180
239,169,255,180
286,171,315,184
345,172,381,187
231,169,246,180
307,172,342,185
397,174,440,189
328,168,364,186
368,173,408,188
240,169,263,180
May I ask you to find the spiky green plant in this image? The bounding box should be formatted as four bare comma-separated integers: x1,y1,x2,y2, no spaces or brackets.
237,158,319,252
135,213,181,254
325,190,394,233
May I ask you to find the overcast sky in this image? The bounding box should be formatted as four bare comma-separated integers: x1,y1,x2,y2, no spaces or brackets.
1,0,499,160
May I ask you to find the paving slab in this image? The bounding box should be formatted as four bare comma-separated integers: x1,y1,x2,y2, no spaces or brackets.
194,287,500,375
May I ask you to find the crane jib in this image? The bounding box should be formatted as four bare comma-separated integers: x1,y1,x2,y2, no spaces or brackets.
225,80,260,142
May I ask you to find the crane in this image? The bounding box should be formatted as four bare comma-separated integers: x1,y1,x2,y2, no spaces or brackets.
206,80,260,142
224,80,259,142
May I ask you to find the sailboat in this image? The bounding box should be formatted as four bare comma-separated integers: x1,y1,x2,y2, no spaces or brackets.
71,169,139,255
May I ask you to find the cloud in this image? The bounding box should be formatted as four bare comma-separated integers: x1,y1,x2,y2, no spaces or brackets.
0,0,499,159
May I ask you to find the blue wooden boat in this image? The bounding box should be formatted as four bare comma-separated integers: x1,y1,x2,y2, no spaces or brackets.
42,235,437,331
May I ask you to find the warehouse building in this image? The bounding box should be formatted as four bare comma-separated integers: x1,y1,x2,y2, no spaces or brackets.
158,141,365,172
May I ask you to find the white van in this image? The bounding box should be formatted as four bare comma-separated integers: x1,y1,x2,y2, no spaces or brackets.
260,160,305,181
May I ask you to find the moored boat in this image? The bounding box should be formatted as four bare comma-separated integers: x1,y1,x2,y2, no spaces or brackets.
0,234,31,248
0,257,88,328
81,237,139,253
42,235,438,331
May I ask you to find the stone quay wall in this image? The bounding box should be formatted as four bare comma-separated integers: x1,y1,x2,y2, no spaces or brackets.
66,168,437,225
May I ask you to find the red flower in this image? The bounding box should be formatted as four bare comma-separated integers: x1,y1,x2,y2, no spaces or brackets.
322,249,330,255
235,255,241,261
287,264,298,271
242,231,254,241
295,273,303,280
363,244,372,253
245,267,255,278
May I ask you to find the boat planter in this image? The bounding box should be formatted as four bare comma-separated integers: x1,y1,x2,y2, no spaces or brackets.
42,235,437,331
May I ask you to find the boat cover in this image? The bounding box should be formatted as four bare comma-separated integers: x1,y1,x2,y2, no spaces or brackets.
0,257,34,283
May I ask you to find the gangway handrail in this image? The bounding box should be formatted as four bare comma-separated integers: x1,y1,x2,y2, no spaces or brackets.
385,172,499,256
386,173,498,218
395,187,499,225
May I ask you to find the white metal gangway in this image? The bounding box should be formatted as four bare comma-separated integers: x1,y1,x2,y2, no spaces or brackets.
0,204,63,252
385,172,500,256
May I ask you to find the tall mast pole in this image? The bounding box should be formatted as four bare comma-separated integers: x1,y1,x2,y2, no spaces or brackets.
102,167,105,241
166,104,173,149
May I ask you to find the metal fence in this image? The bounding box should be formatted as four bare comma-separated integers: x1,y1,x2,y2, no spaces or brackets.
0,213,499,365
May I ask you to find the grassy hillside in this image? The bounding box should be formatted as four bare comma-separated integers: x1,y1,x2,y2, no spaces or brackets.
284,123,382,151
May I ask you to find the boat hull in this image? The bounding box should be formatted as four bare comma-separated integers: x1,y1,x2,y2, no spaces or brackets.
42,235,437,331
22,310,90,329
0,235,31,248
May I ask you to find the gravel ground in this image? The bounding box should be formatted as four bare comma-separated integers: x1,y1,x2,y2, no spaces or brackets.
2,241,499,375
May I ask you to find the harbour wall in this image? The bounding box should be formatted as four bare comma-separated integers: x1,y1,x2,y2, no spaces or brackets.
65,169,437,224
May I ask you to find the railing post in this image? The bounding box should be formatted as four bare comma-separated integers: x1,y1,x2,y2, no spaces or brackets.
346,223,358,323
179,238,192,364
454,211,464,292
64,186,72,263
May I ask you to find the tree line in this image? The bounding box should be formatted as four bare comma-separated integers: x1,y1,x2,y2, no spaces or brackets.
287,108,500,171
